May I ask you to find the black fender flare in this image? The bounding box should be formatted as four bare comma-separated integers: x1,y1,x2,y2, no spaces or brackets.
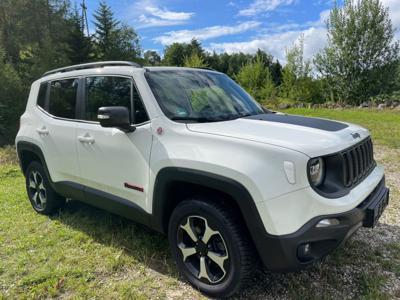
151,167,269,251
16,141,53,182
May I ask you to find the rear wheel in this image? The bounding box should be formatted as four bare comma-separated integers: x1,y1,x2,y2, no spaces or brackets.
25,161,64,215
168,198,256,298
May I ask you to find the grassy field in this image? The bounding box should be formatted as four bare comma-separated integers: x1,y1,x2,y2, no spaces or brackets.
0,108,399,299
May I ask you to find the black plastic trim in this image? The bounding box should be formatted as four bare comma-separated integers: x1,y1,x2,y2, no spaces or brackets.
151,167,269,256
53,181,151,227
308,137,376,199
17,141,53,182
257,177,388,271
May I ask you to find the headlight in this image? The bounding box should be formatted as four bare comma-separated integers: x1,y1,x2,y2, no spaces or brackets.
309,158,325,186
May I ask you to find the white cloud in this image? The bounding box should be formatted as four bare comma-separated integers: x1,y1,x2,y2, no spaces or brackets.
154,21,261,45
131,1,195,29
137,15,188,28
209,27,327,63
381,0,400,38
208,10,329,63
239,0,296,16
144,6,194,21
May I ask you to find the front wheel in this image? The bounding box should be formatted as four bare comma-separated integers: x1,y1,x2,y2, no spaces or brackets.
168,198,256,298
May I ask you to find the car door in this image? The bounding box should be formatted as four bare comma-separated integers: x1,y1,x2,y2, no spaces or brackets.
76,75,152,210
35,78,81,187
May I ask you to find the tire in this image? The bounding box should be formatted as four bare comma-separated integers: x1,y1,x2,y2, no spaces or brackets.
168,197,256,298
25,161,64,215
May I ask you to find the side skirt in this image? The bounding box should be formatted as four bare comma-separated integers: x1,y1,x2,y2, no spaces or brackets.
54,181,152,228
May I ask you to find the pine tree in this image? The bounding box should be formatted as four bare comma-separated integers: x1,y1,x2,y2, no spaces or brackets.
67,9,92,64
93,1,119,59
93,1,140,60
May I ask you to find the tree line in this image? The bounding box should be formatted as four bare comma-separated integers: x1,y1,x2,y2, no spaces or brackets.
0,0,399,145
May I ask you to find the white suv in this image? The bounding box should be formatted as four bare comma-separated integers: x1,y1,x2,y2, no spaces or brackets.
16,61,389,298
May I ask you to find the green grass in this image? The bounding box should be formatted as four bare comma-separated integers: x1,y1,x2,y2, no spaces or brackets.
1,109,399,299
284,108,400,149
0,153,197,299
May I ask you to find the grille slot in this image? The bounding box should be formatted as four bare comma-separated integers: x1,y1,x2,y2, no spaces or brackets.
341,137,375,188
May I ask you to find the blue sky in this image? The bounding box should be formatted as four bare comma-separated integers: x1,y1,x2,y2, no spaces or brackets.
83,0,400,63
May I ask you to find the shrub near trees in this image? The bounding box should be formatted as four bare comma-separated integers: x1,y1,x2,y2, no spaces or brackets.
0,0,399,145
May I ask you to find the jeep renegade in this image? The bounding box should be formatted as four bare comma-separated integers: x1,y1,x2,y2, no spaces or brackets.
16,61,389,298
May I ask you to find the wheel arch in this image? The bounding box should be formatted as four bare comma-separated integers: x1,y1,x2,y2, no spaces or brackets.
16,141,52,182
151,167,267,242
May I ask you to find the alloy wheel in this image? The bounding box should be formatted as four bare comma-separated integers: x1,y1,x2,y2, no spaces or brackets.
177,215,229,284
28,171,47,210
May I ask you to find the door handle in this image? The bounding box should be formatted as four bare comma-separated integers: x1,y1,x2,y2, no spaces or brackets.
78,134,95,144
36,126,49,135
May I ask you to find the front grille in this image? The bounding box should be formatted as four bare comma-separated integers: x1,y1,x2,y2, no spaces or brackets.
341,137,375,187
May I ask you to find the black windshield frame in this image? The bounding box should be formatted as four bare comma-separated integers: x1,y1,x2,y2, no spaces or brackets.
145,69,264,122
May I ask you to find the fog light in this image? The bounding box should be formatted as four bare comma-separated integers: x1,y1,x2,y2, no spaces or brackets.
297,243,312,261
316,218,340,228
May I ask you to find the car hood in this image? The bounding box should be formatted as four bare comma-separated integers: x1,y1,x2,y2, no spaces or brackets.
186,113,370,157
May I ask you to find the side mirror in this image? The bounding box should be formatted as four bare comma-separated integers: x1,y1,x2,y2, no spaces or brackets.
97,106,136,132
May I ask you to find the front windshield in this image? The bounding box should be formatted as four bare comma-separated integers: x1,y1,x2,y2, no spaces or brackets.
145,70,264,122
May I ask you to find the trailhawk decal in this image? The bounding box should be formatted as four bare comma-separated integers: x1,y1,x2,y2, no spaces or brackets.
244,114,348,132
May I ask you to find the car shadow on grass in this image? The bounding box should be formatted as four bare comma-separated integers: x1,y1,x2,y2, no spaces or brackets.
55,200,400,300
54,200,173,275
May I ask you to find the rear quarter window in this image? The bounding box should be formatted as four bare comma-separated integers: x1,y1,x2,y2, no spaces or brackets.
37,82,48,110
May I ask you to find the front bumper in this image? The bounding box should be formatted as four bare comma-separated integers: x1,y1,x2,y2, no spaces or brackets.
257,177,389,271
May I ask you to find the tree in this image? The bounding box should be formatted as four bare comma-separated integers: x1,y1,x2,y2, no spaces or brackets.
66,8,92,64
93,1,118,59
281,35,319,102
271,60,283,86
314,0,399,104
183,53,208,68
163,43,187,66
144,50,161,66
0,46,25,145
187,39,205,58
235,56,276,104
163,39,204,66
113,23,141,60
93,1,140,60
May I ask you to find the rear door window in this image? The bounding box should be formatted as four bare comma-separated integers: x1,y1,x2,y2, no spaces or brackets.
48,78,79,119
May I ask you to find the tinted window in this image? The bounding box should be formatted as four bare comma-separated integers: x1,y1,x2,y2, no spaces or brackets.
85,76,132,122
48,79,78,119
132,86,149,124
37,83,48,110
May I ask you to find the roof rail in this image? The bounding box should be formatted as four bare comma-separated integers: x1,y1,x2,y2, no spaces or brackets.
43,61,142,77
